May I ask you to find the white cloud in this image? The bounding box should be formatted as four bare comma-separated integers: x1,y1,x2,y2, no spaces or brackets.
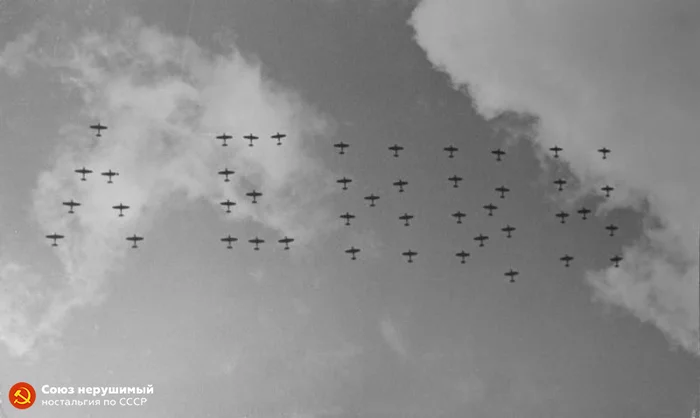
0,16,340,358
380,317,408,359
411,0,700,353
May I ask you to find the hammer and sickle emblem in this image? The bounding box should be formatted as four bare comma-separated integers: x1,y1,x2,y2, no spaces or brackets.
12,387,32,405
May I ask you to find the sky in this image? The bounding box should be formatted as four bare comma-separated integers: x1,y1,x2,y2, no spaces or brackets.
0,0,699,417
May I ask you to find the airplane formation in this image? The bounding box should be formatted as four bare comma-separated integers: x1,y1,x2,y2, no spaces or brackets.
47,123,624,282
328,140,622,283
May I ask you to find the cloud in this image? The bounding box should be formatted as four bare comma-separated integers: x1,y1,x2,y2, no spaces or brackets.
380,317,408,359
0,16,340,358
411,0,700,354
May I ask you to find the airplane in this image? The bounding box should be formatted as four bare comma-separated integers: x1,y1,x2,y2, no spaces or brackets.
474,234,489,247
601,185,614,198
456,251,470,264
504,268,519,283
483,203,497,216
271,132,287,146
364,194,380,207
112,203,130,217
451,211,466,224
334,142,349,155
501,224,516,238
495,186,510,199
46,233,64,246
549,146,563,158
448,175,463,188
218,168,235,182
75,167,93,181
598,147,611,159
220,199,236,213
340,212,355,226
554,178,568,191
402,249,418,263
605,224,619,237
216,133,232,146
345,246,360,260
243,133,259,147
246,190,262,204
278,236,295,250
393,179,408,193
610,255,623,268
221,235,238,249
555,211,570,224
249,236,265,251
101,170,119,184
560,254,574,267
577,207,591,220
337,177,352,191
62,199,81,214
491,148,506,162
89,122,107,137
126,234,144,248
444,145,458,158
399,213,414,227
388,144,404,157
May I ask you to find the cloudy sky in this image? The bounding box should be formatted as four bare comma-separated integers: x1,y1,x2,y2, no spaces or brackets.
1,0,699,416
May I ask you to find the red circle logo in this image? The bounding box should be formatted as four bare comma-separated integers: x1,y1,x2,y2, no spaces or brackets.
8,382,36,409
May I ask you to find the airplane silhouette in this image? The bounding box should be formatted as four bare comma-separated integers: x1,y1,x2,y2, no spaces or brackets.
504,268,519,283
491,148,505,162
549,146,563,158
221,235,238,249
389,144,404,157
334,142,349,155
495,186,510,199
364,194,380,207
75,167,92,181
598,147,611,159
554,178,567,191
337,177,352,191
393,179,408,193
577,207,591,220
444,145,458,158
249,236,265,251
89,122,107,137
216,133,232,146
456,251,470,264
271,132,287,146
62,199,81,214
46,233,64,246
555,211,570,224
112,203,130,217
483,204,497,216
402,249,417,263
452,211,466,224
605,224,619,237
246,190,262,204
101,170,119,184
560,254,574,267
474,234,489,247
278,236,295,250
220,199,236,213
399,213,414,227
501,225,515,238
340,212,355,226
601,185,614,198
448,175,463,188
610,255,622,268
243,133,259,147
218,168,235,182
345,246,360,260
126,234,144,248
